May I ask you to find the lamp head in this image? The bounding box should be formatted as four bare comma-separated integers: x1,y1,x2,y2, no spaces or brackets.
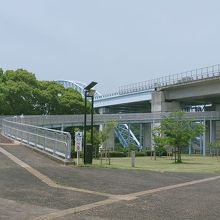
88,89,96,96
84,81,97,91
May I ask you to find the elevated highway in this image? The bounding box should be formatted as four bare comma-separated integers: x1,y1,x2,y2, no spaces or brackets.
57,64,220,113
93,64,220,112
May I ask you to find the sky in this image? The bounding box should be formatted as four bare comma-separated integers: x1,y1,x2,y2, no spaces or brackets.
1,0,220,94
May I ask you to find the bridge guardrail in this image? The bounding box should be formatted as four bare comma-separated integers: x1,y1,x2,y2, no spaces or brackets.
95,64,220,100
119,64,220,95
2,118,71,160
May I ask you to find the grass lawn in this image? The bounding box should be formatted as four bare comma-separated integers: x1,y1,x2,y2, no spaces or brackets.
87,155,220,173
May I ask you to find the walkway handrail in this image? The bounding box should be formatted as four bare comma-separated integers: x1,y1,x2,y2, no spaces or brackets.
2,118,71,160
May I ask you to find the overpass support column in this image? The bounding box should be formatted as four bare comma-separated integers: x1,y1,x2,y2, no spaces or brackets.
127,124,131,146
199,120,207,156
212,120,216,142
98,107,108,134
201,120,212,156
208,120,216,155
203,120,216,155
99,107,109,114
199,133,203,154
140,124,143,149
203,120,206,156
105,127,115,151
143,123,152,150
98,107,115,150
189,143,192,155
207,120,215,144
151,91,181,112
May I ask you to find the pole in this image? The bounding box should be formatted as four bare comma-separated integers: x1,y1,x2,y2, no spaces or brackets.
84,91,87,163
77,151,79,166
131,150,135,167
91,94,94,157
203,119,206,156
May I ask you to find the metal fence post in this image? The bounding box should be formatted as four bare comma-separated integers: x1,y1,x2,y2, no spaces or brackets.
44,130,46,151
54,132,57,156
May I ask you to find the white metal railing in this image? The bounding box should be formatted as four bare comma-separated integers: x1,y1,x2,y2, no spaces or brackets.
95,64,220,100
0,116,10,127
2,119,71,160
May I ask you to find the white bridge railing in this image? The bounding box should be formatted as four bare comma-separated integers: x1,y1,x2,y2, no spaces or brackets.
95,64,220,100
2,118,71,160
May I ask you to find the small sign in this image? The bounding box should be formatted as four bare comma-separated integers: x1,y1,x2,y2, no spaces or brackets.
75,131,83,152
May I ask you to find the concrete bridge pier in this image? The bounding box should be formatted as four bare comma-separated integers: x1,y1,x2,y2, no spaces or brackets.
189,119,217,156
100,123,115,151
201,120,217,156
151,91,181,112
105,127,115,151
151,91,219,156
142,123,152,150
139,124,143,148
205,120,216,155
98,107,115,150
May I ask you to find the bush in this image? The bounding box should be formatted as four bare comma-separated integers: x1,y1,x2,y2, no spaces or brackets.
114,143,124,152
145,150,153,156
136,150,169,157
110,151,126,157
135,151,147,157
99,151,126,158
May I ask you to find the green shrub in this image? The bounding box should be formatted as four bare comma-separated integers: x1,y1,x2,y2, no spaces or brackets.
114,143,124,152
135,151,147,157
110,151,126,157
99,151,126,158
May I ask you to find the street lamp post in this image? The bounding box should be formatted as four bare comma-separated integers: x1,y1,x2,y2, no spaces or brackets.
84,90,88,164
83,81,97,164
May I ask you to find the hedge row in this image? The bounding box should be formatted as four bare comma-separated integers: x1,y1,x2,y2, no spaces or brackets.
71,146,170,158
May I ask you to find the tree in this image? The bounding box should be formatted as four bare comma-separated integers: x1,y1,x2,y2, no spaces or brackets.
100,121,117,150
152,128,167,160
153,112,204,163
86,128,101,158
0,68,86,115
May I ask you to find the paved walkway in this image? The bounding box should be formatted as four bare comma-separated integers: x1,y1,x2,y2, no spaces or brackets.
1,142,220,219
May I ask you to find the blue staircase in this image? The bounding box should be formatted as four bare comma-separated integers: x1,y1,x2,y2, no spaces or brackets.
115,124,141,149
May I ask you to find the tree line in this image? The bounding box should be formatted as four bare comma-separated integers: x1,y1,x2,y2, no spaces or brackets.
0,68,88,115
